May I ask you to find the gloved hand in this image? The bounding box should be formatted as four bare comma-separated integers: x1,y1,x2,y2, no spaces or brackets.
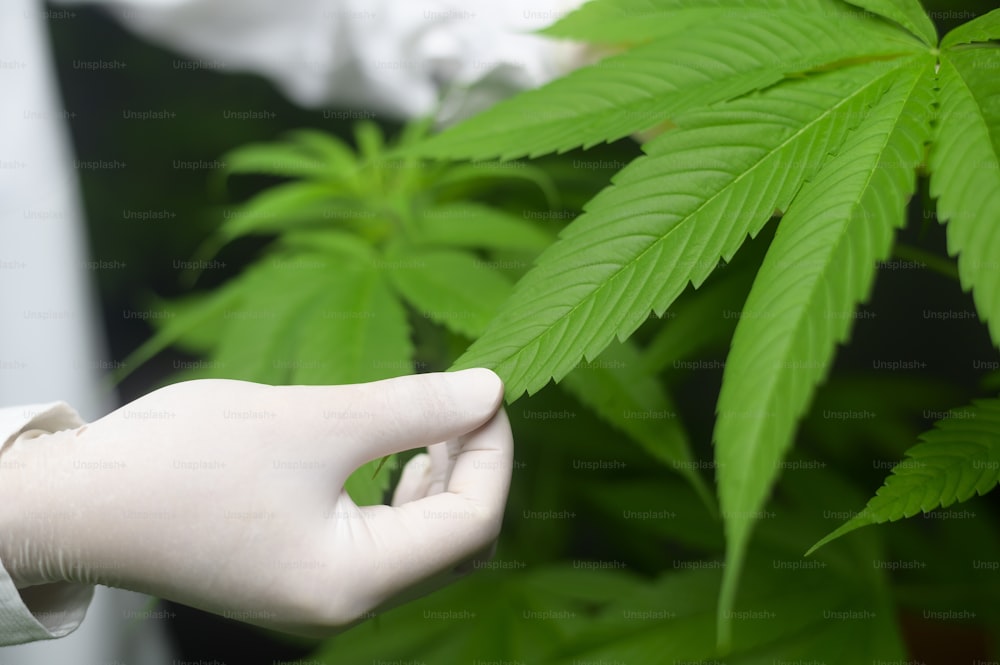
0,368,511,636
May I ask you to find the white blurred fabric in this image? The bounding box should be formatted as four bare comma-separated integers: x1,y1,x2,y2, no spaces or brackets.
1,1,175,661
0,0,582,660
54,0,584,121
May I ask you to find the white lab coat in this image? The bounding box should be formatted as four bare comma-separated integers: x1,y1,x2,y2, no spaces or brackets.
0,0,579,659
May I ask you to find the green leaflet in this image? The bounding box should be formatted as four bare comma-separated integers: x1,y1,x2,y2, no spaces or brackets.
545,7,735,46
222,141,343,182
276,229,382,261
453,59,915,399
384,244,514,339
354,120,385,164
415,203,553,253
412,11,919,160
289,270,412,387
206,259,334,384
713,57,935,645
283,129,360,175
217,182,362,241
808,397,1000,554
841,0,937,45
124,232,375,382
559,339,714,510
929,51,1000,348
541,0,859,46
432,162,560,209
941,8,1000,48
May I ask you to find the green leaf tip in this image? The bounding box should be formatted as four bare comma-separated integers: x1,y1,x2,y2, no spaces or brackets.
808,396,1000,555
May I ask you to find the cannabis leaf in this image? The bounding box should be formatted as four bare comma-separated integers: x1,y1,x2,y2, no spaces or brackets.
409,0,1000,646
383,243,513,339
808,397,1000,554
450,58,921,398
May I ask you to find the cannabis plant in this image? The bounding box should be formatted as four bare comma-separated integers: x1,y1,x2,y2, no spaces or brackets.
407,0,1000,646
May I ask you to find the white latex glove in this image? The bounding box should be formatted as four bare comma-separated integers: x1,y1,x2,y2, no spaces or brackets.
0,369,512,636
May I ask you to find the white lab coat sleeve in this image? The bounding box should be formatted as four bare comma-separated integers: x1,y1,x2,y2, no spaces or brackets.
0,404,94,645
49,0,585,121
0,1,171,657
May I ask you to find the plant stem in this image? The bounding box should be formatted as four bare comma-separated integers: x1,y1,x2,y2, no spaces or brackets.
892,244,960,282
